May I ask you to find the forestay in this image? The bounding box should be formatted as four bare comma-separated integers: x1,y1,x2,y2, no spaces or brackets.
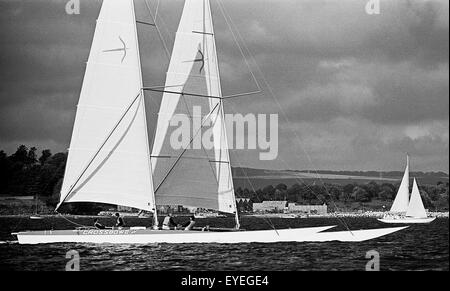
150,0,236,213
59,0,155,211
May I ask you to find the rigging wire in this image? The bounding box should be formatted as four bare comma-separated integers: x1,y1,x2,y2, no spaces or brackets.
144,0,173,51
57,213,90,228
210,0,278,233
141,0,352,233
154,0,160,21
144,0,171,61
216,0,353,234
230,148,280,235
56,91,144,211
215,0,261,93
154,102,221,193
226,101,351,234
224,103,279,235
179,92,220,183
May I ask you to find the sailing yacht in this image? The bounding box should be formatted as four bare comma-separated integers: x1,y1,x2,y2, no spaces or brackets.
13,0,406,244
378,154,436,224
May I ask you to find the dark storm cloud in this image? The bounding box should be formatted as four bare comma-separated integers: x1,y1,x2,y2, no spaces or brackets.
282,60,448,124
0,0,99,145
224,0,448,120
0,0,448,171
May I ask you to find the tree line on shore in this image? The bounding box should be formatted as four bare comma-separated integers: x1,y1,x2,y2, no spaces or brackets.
0,145,448,213
235,179,449,211
0,145,65,206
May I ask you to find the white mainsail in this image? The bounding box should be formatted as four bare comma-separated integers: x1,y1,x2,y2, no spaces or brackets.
150,0,236,213
405,178,427,218
390,154,410,212
59,0,155,211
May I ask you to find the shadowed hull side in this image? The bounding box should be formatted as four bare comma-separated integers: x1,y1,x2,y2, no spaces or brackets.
13,226,407,244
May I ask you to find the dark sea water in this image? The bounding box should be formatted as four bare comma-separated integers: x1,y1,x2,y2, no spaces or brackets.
0,216,448,271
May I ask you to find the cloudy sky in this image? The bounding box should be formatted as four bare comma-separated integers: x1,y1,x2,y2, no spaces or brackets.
0,0,448,172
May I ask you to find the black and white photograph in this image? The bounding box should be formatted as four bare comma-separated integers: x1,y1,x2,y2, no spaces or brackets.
0,0,448,277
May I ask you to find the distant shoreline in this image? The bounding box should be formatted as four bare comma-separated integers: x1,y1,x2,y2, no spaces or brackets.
244,212,449,218
1,212,448,219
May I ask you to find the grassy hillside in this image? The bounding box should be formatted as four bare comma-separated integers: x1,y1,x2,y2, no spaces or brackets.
232,167,449,189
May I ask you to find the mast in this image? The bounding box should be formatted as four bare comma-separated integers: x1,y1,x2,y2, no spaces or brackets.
390,153,410,213
203,0,241,229
207,0,239,228
219,100,240,229
58,0,156,212
131,0,159,228
149,0,238,219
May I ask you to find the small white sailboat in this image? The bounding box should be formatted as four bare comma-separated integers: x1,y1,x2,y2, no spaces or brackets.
13,0,406,244
378,155,436,224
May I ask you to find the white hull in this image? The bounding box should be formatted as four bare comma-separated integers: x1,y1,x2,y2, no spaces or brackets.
377,217,436,224
13,225,407,244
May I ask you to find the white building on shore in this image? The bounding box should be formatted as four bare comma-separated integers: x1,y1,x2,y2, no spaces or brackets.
253,201,287,213
252,201,328,215
287,203,327,215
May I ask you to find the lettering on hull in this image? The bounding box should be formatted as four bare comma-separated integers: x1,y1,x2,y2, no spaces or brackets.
81,230,137,235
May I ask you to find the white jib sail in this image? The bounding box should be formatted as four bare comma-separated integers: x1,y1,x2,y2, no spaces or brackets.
150,0,236,213
390,154,410,212
406,178,427,218
59,0,155,211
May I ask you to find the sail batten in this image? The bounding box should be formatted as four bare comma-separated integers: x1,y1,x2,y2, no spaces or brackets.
60,0,155,211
